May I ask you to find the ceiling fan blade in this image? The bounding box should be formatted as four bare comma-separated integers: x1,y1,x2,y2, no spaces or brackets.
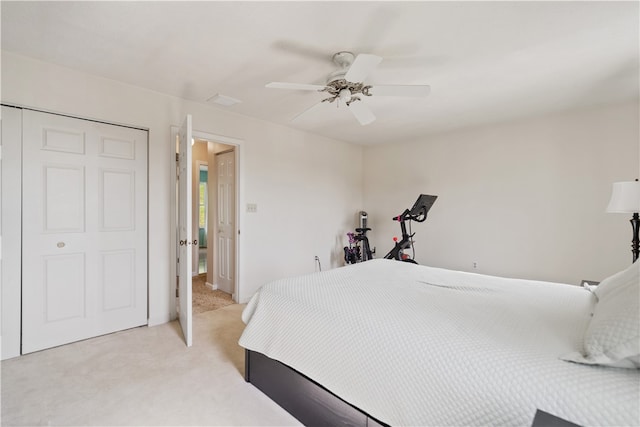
369,85,431,97
291,101,325,122
271,40,330,63
266,82,327,91
344,54,382,83
348,101,376,126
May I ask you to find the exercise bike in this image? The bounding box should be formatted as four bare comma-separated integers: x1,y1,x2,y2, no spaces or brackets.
344,227,375,264
383,194,437,263
344,211,375,264
344,194,437,265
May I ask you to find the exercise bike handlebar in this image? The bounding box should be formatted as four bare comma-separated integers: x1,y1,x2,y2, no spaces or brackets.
392,207,427,223
392,209,410,222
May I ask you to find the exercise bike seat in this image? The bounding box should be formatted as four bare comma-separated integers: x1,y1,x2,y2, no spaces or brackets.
355,227,371,233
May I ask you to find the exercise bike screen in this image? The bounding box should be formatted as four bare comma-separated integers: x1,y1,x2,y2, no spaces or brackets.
409,194,437,216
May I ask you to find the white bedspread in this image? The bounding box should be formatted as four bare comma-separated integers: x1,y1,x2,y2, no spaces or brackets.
239,259,640,426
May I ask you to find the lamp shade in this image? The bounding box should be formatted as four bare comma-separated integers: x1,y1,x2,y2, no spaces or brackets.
606,181,640,213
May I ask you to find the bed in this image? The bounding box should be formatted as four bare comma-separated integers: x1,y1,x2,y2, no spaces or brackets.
239,259,640,426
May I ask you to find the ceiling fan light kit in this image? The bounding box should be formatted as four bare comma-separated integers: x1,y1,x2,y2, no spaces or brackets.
266,51,430,126
322,80,370,106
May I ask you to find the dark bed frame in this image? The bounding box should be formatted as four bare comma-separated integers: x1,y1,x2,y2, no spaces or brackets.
245,349,387,426
244,349,580,427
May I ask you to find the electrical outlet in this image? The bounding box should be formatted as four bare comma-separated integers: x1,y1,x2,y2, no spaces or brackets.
472,261,478,269
246,203,257,213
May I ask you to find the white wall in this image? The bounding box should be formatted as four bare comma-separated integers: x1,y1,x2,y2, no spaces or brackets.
1,52,363,336
363,102,639,285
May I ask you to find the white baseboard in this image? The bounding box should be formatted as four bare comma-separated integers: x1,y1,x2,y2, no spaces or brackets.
148,313,172,326
205,282,218,291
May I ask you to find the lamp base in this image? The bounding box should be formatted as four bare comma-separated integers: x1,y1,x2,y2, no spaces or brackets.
631,212,639,263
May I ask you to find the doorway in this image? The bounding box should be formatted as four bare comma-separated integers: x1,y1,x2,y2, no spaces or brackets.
171,125,242,335
197,163,208,275
169,121,243,347
191,139,236,314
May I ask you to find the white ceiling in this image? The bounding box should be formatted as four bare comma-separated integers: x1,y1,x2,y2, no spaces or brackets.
2,1,638,145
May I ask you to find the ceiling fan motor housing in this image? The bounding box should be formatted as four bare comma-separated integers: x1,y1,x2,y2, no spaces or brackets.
323,51,373,104
332,51,355,68
326,51,355,83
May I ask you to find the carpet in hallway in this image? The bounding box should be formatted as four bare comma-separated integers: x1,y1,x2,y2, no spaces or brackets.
193,274,234,314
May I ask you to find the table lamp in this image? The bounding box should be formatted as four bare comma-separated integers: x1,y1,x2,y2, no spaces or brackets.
606,179,640,262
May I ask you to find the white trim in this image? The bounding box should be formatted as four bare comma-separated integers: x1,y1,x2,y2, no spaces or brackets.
233,147,242,302
1,106,23,359
171,128,178,321
1,103,148,132
148,314,172,327
205,282,217,291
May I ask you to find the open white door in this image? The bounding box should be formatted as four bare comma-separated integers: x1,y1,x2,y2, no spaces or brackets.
177,114,193,346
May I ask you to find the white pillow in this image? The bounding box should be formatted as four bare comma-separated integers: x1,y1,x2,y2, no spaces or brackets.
562,261,640,369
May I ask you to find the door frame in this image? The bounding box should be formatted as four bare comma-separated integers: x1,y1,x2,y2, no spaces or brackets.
169,126,243,322
1,105,23,360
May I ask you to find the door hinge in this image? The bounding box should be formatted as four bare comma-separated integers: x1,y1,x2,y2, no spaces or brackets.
175,153,179,162
176,288,179,297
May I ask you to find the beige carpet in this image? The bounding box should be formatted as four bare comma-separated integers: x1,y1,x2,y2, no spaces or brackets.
0,305,302,426
192,274,234,314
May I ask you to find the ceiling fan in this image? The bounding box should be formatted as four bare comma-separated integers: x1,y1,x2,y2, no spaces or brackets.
266,51,431,126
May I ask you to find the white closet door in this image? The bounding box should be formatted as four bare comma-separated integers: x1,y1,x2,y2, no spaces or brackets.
21,110,148,354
